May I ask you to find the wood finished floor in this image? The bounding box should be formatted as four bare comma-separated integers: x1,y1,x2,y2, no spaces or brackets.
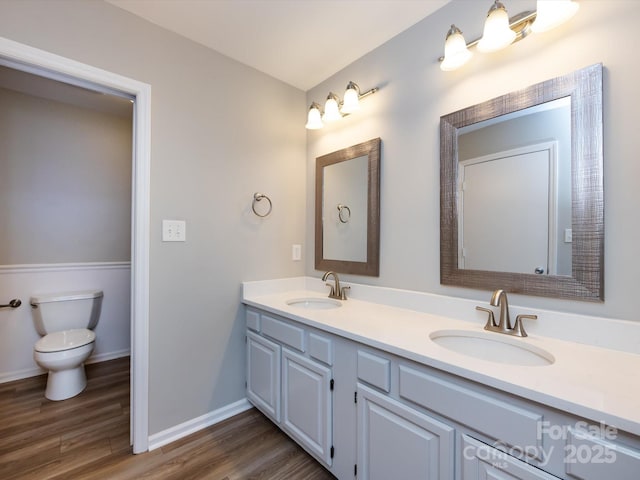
0,357,335,480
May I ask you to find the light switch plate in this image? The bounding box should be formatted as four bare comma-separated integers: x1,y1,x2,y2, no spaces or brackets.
292,244,302,261
564,228,572,243
162,220,186,242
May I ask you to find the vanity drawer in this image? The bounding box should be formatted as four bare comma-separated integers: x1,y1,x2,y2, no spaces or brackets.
357,350,391,392
309,333,333,366
399,365,543,453
462,434,557,479
246,309,260,332
261,314,306,352
565,428,640,480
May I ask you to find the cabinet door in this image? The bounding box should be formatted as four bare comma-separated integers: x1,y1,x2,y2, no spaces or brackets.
282,348,333,466
461,434,559,480
357,383,454,480
246,330,281,422
565,428,640,480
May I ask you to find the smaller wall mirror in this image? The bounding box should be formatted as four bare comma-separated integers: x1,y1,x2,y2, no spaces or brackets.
315,138,381,276
440,64,603,301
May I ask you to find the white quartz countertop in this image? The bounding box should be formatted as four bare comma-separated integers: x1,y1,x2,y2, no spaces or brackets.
243,280,640,438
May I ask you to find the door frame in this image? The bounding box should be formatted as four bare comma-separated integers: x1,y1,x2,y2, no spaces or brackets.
0,36,151,453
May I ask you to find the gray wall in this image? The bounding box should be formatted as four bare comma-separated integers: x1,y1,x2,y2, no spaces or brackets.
0,0,306,435
0,87,132,264
306,0,640,322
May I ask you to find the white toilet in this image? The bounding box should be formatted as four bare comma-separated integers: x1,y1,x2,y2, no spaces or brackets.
30,290,103,401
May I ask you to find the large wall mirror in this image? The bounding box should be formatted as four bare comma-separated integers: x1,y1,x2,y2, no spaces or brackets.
440,64,603,301
315,138,380,276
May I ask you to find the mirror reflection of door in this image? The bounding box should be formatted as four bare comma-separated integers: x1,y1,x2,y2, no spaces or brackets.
458,142,558,275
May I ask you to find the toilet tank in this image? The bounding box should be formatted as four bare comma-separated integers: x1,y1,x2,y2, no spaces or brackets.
30,290,103,336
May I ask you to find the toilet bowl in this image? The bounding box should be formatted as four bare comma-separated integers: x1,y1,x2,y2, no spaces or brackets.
34,329,96,401
30,290,103,401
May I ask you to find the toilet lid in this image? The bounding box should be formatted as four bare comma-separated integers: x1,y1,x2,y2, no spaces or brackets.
35,329,96,353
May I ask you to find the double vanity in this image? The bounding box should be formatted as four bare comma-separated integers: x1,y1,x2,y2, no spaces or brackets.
243,276,640,480
250,54,616,480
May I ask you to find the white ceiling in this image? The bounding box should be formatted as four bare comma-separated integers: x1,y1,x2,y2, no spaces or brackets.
106,0,451,91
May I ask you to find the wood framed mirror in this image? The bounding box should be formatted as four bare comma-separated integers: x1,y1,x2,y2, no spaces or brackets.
440,64,603,301
315,138,380,276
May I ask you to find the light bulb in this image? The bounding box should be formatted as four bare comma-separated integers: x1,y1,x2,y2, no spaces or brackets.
532,0,579,33
322,93,342,123
477,1,516,53
440,25,473,71
305,103,323,130
341,82,360,114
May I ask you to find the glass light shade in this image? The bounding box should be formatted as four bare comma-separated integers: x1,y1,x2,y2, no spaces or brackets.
305,104,323,129
341,85,360,114
531,0,579,33
477,1,516,53
440,25,473,71
322,94,342,123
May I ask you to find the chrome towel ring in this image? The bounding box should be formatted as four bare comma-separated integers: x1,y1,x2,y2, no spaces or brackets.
252,192,273,217
337,204,351,223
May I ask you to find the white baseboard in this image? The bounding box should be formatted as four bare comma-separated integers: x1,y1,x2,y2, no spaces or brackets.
87,349,130,364
148,398,253,451
0,365,44,384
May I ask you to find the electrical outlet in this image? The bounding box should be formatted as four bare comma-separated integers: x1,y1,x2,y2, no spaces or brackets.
292,244,302,261
162,220,186,242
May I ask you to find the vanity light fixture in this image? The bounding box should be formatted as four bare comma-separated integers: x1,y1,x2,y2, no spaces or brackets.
305,81,378,129
439,0,579,71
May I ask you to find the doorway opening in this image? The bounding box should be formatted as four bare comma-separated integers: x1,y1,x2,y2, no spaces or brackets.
0,37,150,453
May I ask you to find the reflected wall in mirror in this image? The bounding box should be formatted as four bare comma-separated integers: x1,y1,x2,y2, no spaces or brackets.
440,64,603,301
323,154,368,262
315,138,380,276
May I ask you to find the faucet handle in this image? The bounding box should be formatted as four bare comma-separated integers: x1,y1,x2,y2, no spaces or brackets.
340,285,350,300
325,283,336,297
513,314,537,337
476,306,496,330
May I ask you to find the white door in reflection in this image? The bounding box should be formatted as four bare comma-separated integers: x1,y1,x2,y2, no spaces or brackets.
458,142,558,275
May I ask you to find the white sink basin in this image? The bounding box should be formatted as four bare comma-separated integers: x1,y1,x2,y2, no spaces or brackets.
429,329,554,366
286,297,342,310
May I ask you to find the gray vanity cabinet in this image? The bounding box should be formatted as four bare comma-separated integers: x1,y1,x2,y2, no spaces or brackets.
357,383,455,479
245,306,640,480
245,308,334,469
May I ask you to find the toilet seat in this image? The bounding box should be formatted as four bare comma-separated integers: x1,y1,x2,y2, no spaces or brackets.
35,329,96,353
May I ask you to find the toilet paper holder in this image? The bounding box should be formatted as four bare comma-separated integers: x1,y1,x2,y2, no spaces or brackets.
0,299,22,309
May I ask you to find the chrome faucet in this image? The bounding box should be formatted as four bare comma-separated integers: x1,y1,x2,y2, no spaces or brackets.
476,289,537,337
322,271,350,300
490,289,512,331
